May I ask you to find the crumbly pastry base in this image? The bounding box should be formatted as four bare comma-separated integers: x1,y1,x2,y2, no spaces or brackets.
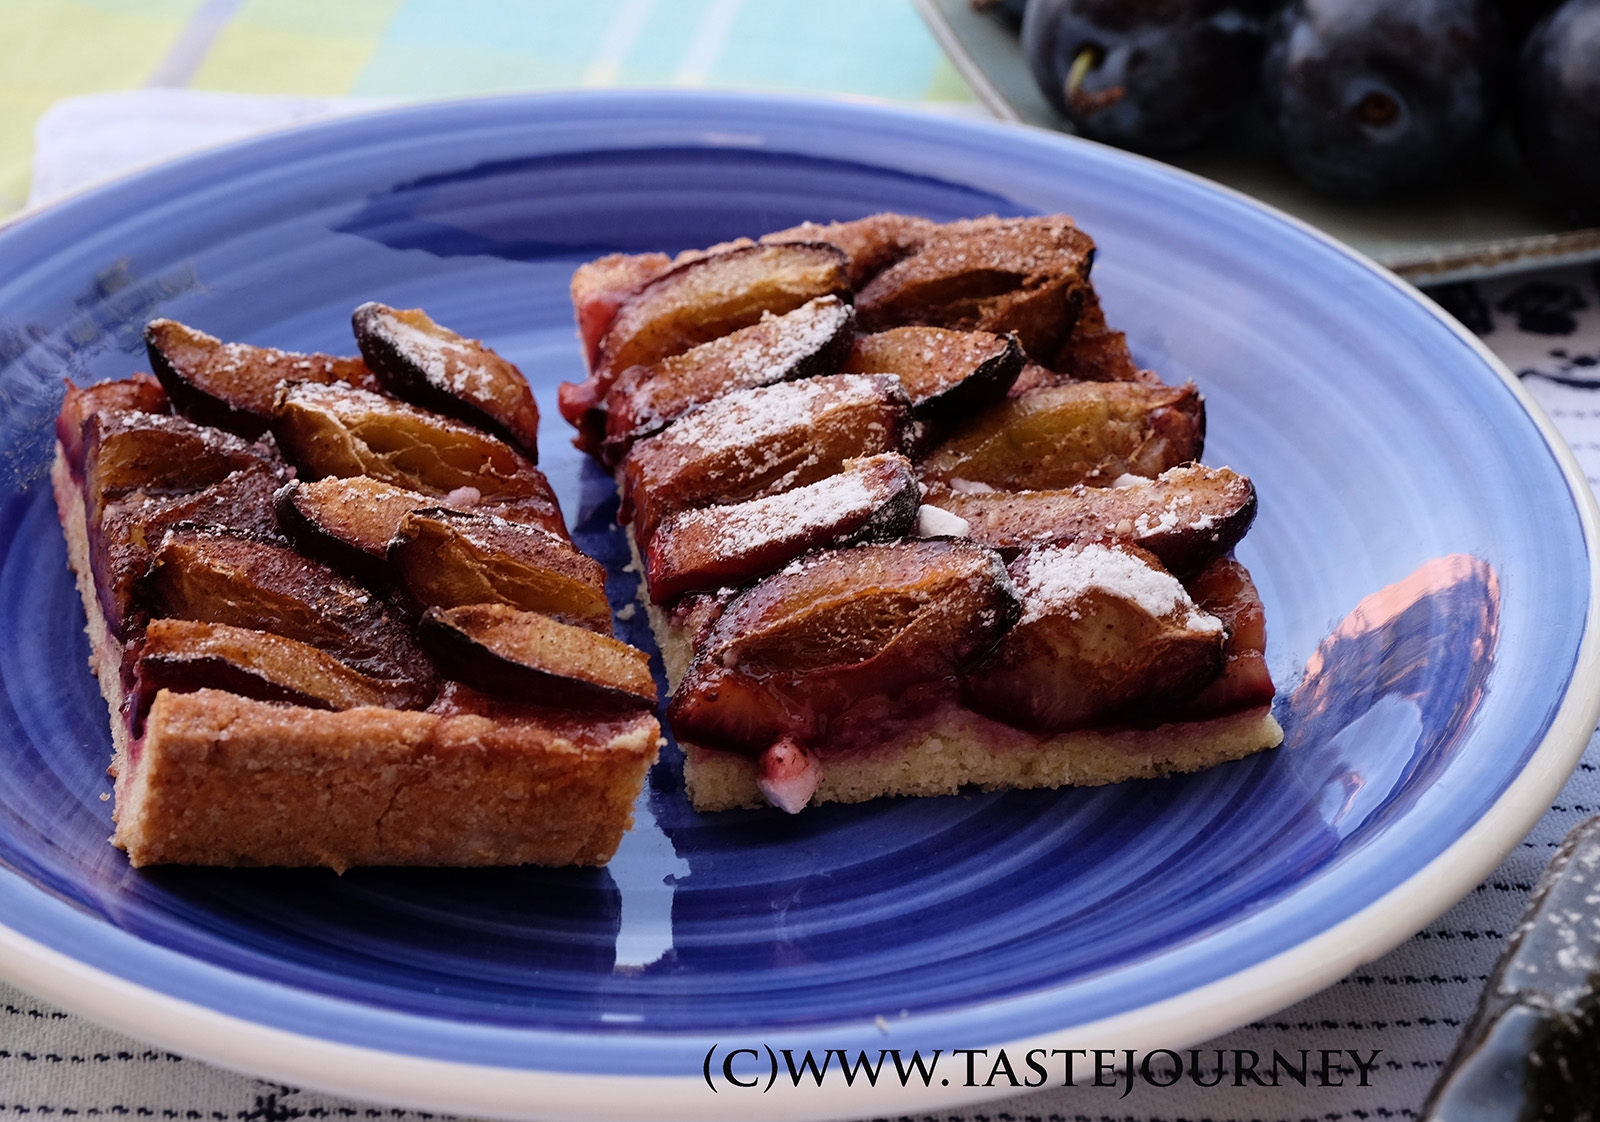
54,447,659,870
682,707,1283,812
627,529,1283,813
122,688,659,869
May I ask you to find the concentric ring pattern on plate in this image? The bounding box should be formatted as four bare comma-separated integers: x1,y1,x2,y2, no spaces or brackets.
0,91,1593,1089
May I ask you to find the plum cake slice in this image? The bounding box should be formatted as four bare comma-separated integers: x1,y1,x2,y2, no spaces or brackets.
52,310,660,869
562,212,1282,813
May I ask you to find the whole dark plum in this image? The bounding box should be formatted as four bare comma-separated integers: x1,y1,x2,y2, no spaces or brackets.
1022,0,1276,152
1515,0,1600,219
1260,0,1509,199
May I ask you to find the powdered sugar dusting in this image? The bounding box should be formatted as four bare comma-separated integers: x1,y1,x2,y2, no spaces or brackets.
383,315,497,400
658,375,883,461
443,486,482,510
683,472,876,555
715,298,846,383
1133,508,1181,536
916,504,970,538
1017,543,1222,633
949,478,996,494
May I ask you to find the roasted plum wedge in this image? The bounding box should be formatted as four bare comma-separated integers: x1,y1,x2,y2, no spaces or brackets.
352,302,540,461
274,476,437,584
145,318,377,438
961,542,1226,732
931,463,1256,577
81,409,276,525
270,381,566,536
1178,556,1275,719
143,525,433,693
559,242,851,442
275,475,566,586
570,251,675,370
57,373,169,473
842,325,1023,448
667,539,1021,756
596,242,850,378
132,618,428,731
917,381,1205,491
419,604,656,709
644,454,920,603
94,464,284,638
621,373,909,546
761,212,936,288
600,295,854,466
855,215,1096,363
388,508,612,634
1050,289,1151,383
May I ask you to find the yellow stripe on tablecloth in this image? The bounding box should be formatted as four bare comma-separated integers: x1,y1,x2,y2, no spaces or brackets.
0,0,198,211
188,0,399,95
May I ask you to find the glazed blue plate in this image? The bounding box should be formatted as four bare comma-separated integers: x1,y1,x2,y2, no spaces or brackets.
0,92,1595,1121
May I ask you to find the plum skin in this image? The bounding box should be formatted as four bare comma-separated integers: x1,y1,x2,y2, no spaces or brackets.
1515,0,1600,220
1022,0,1274,152
1259,0,1509,199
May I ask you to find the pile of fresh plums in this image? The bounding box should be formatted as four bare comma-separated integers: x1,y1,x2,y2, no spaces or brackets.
1014,0,1600,217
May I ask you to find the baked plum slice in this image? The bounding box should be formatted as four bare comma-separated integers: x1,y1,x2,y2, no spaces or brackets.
645,454,920,603
132,618,428,731
1050,289,1151,383
842,325,1023,450
932,463,1255,577
960,543,1226,732
568,216,925,373
143,525,433,692
762,212,936,287
600,295,854,466
918,381,1205,491
595,241,850,378
419,604,656,709
559,242,851,443
274,476,433,583
388,508,612,634
855,216,1096,363
621,373,909,546
275,474,566,586
270,381,567,537
570,251,675,370
81,409,275,525
94,464,284,638
667,539,1021,756
1178,556,1274,718
352,303,540,461
57,374,169,476
144,318,377,438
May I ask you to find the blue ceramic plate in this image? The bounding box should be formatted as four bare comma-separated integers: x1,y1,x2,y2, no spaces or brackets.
0,92,1596,1121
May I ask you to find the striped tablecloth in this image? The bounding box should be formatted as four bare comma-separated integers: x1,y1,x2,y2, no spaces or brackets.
3,3,1600,1120
0,0,975,216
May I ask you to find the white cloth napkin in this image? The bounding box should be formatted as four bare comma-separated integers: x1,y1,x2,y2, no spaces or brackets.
27,89,380,210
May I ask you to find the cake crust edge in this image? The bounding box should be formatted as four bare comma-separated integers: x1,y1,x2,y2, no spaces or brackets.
681,706,1283,812
53,443,660,869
